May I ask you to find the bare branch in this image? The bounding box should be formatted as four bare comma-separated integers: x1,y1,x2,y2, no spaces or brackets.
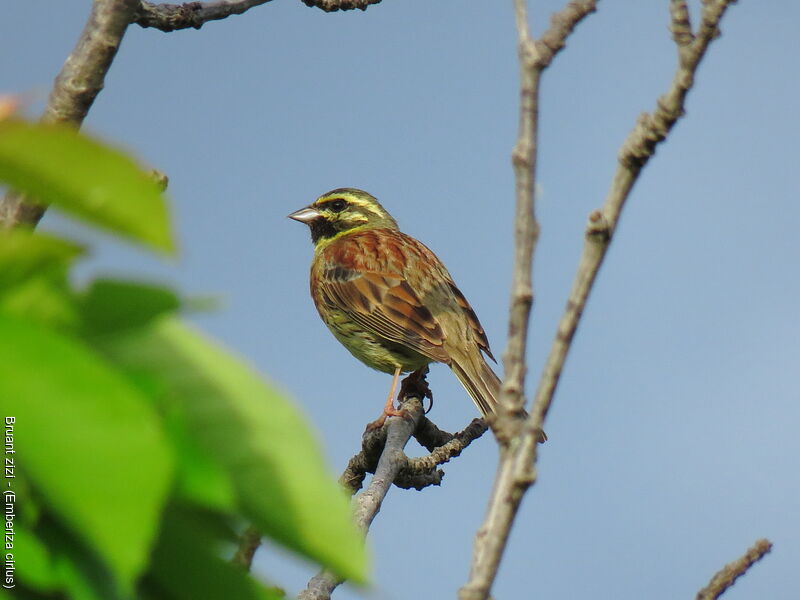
464,0,740,597
298,571,339,600
531,0,737,436
465,0,739,592
494,0,541,435
301,0,383,12
134,0,273,32
495,0,598,439
290,368,489,599
463,3,740,596
406,418,487,474
339,424,388,495
670,0,694,50
696,539,772,600
413,415,455,450
298,393,425,600
459,2,595,599
351,399,424,529
344,416,488,492
0,0,139,229
396,418,488,490
43,1,139,125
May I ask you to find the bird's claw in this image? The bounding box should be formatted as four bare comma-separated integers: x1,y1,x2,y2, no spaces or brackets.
365,407,411,432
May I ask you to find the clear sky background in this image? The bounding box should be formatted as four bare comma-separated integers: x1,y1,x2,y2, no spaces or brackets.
4,1,799,599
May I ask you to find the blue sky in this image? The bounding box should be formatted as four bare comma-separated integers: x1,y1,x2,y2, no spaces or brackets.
4,1,799,598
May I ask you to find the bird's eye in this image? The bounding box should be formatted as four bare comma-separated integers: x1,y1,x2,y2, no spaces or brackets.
329,199,347,213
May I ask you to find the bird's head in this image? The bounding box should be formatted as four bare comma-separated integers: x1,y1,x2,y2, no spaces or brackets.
288,188,398,246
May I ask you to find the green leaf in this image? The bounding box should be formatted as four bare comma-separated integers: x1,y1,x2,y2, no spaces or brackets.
99,317,369,583
163,402,238,513
0,231,81,329
0,265,78,330
78,278,180,336
143,507,284,600
15,522,59,592
0,120,174,252
0,315,174,590
0,230,84,291
27,519,119,600
15,521,112,600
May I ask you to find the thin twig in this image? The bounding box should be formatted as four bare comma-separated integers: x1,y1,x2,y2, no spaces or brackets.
134,0,273,32
696,539,772,600
492,0,542,440
494,2,598,443
0,0,139,229
405,419,487,474
459,3,596,599
232,525,262,570
396,418,487,490
669,0,694,50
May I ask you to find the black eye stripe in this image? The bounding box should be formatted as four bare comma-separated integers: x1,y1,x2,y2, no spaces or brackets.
329,199,347,212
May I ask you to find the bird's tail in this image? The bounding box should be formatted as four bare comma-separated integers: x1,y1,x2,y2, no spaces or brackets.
450,353,501,417
451,353,547,442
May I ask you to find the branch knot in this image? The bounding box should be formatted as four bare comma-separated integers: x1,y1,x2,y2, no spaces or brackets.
586,210,611,242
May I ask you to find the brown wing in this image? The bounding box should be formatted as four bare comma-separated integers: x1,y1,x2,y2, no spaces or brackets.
446,281,495,362
317,264,451,364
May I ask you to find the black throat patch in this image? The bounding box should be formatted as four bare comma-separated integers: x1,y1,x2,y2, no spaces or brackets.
308,217,341,244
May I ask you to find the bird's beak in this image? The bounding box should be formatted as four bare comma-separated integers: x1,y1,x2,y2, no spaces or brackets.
287,206,321,224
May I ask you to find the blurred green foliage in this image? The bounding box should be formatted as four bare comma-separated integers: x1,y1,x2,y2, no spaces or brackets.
0,120,367,599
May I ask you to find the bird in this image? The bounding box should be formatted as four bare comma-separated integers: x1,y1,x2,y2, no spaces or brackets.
288,187,507,428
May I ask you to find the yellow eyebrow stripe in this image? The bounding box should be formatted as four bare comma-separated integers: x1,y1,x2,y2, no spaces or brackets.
317,193,387,218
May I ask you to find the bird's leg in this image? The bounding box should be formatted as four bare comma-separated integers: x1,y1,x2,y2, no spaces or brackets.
365,366,408,431
383,365,402,414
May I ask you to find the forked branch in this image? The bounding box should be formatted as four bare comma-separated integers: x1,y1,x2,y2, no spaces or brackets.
462,2,742,599
234,373,489,600
494,0,598,440
297,393,426,600
460,2,596,599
